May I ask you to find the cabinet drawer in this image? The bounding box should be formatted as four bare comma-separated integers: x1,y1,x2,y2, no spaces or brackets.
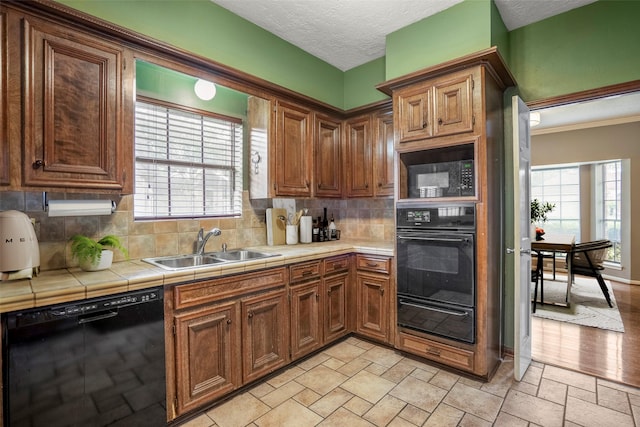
323,255,350,276
174,268,287,310
356,255,390,274
290,260,321,283
398,332,474,372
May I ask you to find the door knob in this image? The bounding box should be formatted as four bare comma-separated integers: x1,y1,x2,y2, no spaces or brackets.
506,248,515,254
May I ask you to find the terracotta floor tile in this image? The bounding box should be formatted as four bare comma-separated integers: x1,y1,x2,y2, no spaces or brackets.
317,407,376,427
362,394,407,426
308,387,353,417
542,364,596,392
501,389,565,427
423,403,464,426
341,370,396,404
176,340,640,427
206,393,270,427
389,375,447,412
443,382,503,422
254,399,322,427
295,364,349,396
565,395,636,426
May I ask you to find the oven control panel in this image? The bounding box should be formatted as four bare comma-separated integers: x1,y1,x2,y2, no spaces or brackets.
397,204,475,229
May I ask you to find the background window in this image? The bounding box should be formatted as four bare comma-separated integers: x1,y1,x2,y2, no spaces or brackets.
531,166,580,240
596,161,622,263
134,98,243,219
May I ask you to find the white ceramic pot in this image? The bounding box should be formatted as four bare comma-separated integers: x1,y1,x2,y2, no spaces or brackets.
80,249,113,271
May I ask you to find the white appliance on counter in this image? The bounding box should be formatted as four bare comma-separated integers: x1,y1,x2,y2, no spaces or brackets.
0,210,40,280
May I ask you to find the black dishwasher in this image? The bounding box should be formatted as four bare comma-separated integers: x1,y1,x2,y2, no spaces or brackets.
2,287,165,427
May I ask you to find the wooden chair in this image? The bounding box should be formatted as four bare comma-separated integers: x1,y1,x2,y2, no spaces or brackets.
568,239,614,307
531,250,544,313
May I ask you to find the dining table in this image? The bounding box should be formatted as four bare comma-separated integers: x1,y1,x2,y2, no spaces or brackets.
531,233,576,306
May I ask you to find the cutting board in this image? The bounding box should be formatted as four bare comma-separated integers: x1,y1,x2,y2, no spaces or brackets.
266,208,286,246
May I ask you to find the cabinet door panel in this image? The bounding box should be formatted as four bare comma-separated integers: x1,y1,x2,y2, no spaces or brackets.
242,289,289,383
398,87,432,143
174,302,239,415
433,74,473,137
374,110,394,196
356,272,389,343
324,272,348,343
290,281,321,359
314,114,342,197
274,101,312,196
345,115,373,197
22,17,129,190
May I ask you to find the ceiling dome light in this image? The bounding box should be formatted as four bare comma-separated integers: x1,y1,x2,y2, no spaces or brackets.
530,111,541,127
194,79,216,101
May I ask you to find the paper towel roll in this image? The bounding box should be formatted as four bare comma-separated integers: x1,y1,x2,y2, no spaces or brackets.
47,199,115,217
299,216,312,243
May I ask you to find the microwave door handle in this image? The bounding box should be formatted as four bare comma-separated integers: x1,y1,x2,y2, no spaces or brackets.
398,236,467,243
400,300,468,317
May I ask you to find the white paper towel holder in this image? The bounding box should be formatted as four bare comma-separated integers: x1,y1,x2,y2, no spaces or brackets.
43,192,116,217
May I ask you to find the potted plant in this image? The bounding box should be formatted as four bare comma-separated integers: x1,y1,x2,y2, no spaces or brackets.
530,199,555,240
70,234,128,271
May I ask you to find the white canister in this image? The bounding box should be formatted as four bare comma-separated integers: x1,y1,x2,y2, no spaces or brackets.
286,224,298,245
299,216,312,243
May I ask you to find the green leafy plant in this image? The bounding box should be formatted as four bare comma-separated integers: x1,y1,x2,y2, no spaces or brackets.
530,198,555,224
70,234,128,266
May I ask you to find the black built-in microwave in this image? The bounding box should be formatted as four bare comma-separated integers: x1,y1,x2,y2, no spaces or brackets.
407,159,474,198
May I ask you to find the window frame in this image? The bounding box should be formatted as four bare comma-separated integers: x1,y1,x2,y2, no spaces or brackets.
134,95,243,220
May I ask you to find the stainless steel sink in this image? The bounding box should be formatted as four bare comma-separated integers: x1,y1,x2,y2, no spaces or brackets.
207,249,277,262
142,250,278,270
142,254,227,270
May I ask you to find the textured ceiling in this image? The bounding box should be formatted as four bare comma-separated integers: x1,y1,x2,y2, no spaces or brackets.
211,0,597,71
210,0,638,128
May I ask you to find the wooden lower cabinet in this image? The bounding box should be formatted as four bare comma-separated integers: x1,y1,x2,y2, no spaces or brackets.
355,255,392,344
323,272,348,342
397,332,474,372
290,280,322,360
173,301,240,415
241,289,289,383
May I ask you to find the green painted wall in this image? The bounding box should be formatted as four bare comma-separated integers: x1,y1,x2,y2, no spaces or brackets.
343,57,389,110
490,0,510,65
57,0,345,108
136,60,248,118
508,0,640,102
385,0,493,79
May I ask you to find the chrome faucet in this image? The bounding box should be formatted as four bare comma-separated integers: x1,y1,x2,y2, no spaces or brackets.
196,227,221,255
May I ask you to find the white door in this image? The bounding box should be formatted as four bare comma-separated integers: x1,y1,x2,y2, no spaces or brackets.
512,96,533,381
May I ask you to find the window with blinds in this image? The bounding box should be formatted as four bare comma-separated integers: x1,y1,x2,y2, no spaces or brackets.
134,97,243,219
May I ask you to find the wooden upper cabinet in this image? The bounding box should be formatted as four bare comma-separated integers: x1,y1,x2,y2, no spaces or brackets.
397,86,432,143
345,114,373,197
21,15,133,192
433,73,474,137
314,114,342,198
373,109,394,197
395,70,474,145
0,11,8,187
273,100,312,197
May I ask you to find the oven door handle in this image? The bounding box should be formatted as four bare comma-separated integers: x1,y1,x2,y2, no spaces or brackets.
398,235,469,243
399,300,469,317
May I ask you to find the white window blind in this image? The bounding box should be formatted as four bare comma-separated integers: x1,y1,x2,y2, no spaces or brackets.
134,98,243,219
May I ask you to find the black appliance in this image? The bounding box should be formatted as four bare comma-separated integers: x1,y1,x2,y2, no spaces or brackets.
396,203,476,343
2,287,165,427
407,159,474,198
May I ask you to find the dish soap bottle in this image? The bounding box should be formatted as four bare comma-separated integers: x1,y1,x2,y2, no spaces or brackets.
328,214,337,240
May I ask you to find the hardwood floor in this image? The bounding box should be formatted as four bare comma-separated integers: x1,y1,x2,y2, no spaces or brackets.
532,279,640,388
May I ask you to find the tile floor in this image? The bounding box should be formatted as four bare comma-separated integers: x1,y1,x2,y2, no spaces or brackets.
177,337,640,427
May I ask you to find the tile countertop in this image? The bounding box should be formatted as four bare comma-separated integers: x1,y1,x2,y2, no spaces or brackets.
0,239,393,314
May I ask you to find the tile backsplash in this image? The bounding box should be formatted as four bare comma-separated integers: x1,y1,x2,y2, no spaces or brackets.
0,191,394,271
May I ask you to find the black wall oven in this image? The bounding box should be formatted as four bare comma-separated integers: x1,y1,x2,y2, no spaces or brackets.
396,203,476,343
